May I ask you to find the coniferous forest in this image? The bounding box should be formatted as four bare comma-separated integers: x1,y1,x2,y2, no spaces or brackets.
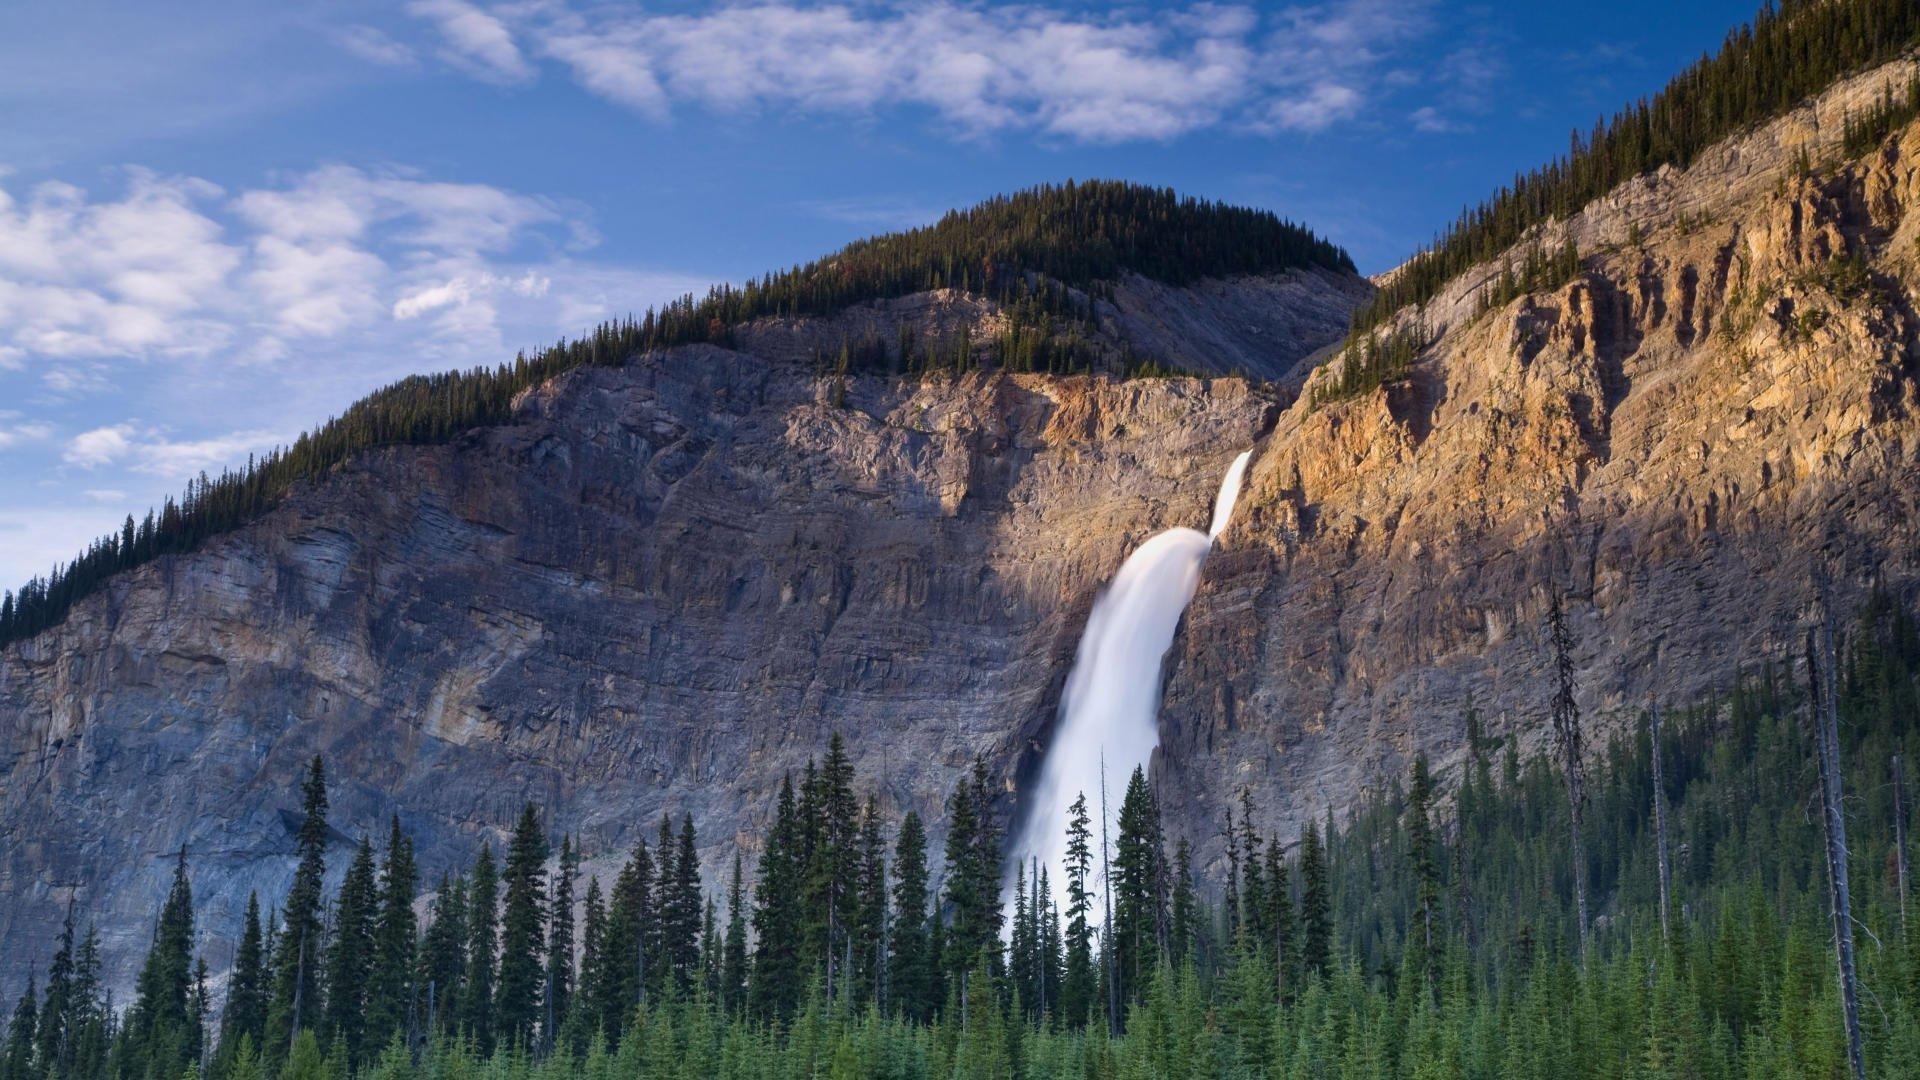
1345,0,1920,339
5,591,1920,1078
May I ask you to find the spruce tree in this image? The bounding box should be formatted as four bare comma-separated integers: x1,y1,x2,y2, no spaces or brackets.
125,847,200,1079
751,776,805,1021
720,856,749,1015
853,799,888,1009
1299,821,1331,978
599,834,653,1040
36,906,74,1072
546,835,577,1043
1111,767,1164,1007
1061,793,1096,1028
495,805,549,1048
1264,840,1299,1004
1169,839,1197,969
322,836,378,1065
268,757,329,1057
2,971,35,1080
1408,754,1442,1002
887,811,934,1023
661,815,702,992
568,876,605,1053
416,873,467,1037
365,817,416,1052
942,759,1003,984
463,844,499,1055
221,893,268,1059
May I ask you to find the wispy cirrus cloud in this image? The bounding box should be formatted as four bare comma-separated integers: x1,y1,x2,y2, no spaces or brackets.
403,0,1438,144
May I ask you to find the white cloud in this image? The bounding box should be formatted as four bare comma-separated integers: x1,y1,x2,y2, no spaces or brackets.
0,164,592,373
407,0,532,84
131,428,289,478
65,424,135,467
409,0,1437,144
0,420,53,449
335,25,418,68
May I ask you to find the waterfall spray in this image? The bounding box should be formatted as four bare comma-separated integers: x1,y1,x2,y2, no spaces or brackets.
1010,449,1254,921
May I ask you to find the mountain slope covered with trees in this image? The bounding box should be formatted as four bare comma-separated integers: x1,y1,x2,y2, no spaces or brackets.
0,181,1350,651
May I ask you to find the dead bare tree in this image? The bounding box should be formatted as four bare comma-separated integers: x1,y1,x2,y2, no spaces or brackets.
1548,585,1589,961
1809,570,1867,1080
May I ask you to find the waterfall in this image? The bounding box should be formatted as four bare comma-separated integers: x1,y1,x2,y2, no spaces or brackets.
1009,449,1254,919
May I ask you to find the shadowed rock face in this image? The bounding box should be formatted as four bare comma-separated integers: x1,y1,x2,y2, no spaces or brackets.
0,349,1280,997
7,60,1920,1003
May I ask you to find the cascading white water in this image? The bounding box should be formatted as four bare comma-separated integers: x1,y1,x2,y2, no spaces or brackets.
1009,449,1254,919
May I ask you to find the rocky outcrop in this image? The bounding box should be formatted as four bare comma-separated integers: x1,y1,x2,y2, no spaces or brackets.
6,60,1920,1004
0,352,1278,996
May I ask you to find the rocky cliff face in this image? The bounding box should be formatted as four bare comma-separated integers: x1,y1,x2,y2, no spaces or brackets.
0,331,1289,996
6,59,1920,1002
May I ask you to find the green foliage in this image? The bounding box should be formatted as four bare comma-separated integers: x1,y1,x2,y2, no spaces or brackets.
1311,319,1431,405
1348,0,1920,339
1844,75,1920,158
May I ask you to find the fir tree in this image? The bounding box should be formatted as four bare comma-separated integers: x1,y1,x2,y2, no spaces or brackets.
36,905,75,1072
546,835,577,1043
220,893,268,1061
462,844,499,1055
599,834,653,1040
416,873,467,1037
365,818,416,1053
2,971,35,1080
125,846,201,1079
719,856,749,1015
1061,793,1096,1029
662,815,703,993
495,805,549,1049
267,757,329,1058
1300,820,1331,978
887,811,935,1024
751,776,806,1021
321,835,378,1065
1111,767,1164,1008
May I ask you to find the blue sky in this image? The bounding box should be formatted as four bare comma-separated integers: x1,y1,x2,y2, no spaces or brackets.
0,0,1760,589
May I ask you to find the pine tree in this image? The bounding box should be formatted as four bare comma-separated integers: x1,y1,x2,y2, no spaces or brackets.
1061,793,1096,1029
462,843,499,1055
495,805,549,1049
1169,839,1197,969
125,846,200,1079
321,835,378,1065
268,757,329,1058
546,835,577,1044
36,905,75,1072
751,776,806,1021
942,759,1003,985
1409,754,1442,1002
221,893,268,1060
568,876,605,1053
1300,820,1331,978
888,811,934,1023
853,799,888,1009
2,971,35,1080
1111,767,1164,1007
600,834,654,1040
801,736,861,1000
416,873,467,1037
655,814,702,993
720,856,749,1015
1264,840,1299,1004
365,818,416,1053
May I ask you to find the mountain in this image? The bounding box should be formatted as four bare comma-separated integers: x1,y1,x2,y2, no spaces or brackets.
5,53,1920,1014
